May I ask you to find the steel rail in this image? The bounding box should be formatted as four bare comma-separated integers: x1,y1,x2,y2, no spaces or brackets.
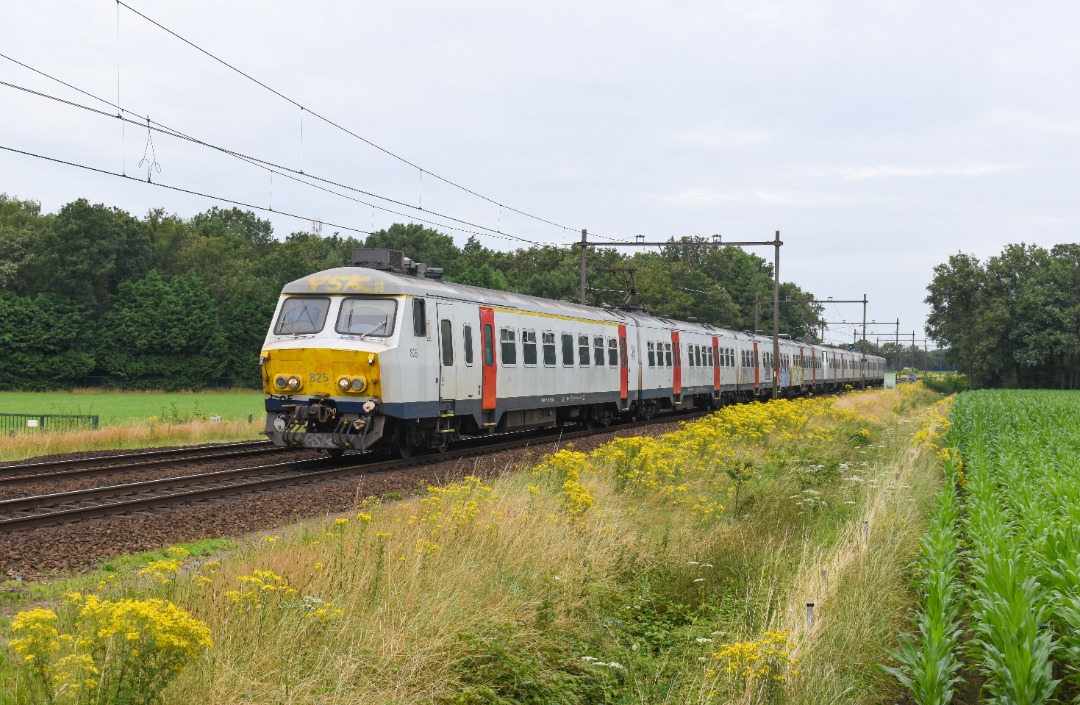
0,411,708,531
0,442,285,486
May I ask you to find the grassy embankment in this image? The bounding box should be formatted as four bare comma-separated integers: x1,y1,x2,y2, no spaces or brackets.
1,385,947,704
0,391,265,461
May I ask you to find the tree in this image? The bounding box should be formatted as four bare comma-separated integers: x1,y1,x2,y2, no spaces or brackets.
363,223,462,272
28,199,152,311
0,293,95,389
0,195,50,294
96,271,227,390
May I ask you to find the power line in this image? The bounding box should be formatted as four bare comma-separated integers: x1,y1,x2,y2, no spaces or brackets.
115,0,577,234
0,64,541,246
0,143,377,236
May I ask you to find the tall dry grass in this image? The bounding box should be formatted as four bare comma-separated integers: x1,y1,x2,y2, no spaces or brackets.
1,387,945,704
0,419,263,462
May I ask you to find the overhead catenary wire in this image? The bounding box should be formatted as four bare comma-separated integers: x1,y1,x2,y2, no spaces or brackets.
0,68,542,246
0,143,376,237
114,0,577,234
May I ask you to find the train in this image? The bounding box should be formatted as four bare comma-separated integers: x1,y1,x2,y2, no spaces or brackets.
259,249,886,456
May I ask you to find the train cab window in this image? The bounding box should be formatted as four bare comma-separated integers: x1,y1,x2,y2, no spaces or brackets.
562,333,574,366
523,330,538,366
483,324,494,366
275,297,330,335
500,328,517,365
463,324,474,365
593,336,605,366
665,342,673,367
608,338,618,367
412,299,427,337
542,331,556,366
336,298,397,337
440,319,454,366
647,341,656,367
579,335,591,367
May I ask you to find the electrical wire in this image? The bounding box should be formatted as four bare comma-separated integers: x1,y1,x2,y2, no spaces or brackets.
0,66,541,246
115,0,577,234
0,143,377,236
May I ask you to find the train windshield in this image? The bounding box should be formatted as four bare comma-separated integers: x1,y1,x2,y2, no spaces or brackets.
275,297,330,335
336,298,397,337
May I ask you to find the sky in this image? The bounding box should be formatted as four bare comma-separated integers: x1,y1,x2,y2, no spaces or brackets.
3,1,1079,348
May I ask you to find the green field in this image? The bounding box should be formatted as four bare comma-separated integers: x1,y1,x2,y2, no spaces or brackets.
0,391,265,426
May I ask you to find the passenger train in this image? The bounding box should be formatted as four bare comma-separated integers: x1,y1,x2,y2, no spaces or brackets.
260,249,885,456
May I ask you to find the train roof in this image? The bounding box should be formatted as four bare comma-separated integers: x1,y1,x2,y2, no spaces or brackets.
281,266,632,324
281,266,885,361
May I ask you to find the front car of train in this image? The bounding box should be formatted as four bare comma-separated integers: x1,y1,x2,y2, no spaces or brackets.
260,250,441,454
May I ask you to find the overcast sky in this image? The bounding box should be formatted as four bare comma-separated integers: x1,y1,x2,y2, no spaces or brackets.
4,1,1079,347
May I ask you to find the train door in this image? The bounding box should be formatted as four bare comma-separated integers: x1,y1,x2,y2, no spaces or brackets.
479,307,497,412
712,336,720,395
436,302,460,402
618,325,629,407
671,331,682,397
752,341,760,391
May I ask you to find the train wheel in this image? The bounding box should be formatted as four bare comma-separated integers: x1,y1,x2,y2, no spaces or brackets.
396,435,414,459
327,448,345,459
433,436,449,454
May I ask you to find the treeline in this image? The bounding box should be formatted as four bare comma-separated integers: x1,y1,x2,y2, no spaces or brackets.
926,243,1080,389
0,194,823,390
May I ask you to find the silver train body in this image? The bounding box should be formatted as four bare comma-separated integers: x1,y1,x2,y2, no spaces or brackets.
260,253,885,455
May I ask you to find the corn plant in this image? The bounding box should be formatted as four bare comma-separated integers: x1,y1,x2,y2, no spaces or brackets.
882,473,963,705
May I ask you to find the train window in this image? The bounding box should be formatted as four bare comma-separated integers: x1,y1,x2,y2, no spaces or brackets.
500,328,517,365
579,335,590,367
620,338,628,369
440,319,454,366
708,347,714,367
562,333,574,366
336,298,398,337
688,345,695,367
608,338,618,367
665,342,673,367
483,324,494,366
593,336,605,366
696,346,703,367
463,324,474,365
275,297,330,335
412,299,427,337
523,330,538,366
542,331,556,366
647,341,655,367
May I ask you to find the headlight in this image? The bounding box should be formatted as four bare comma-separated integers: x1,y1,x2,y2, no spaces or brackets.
274,375,288,390
351,377,366,392
286,375,302,391
337,377,351,392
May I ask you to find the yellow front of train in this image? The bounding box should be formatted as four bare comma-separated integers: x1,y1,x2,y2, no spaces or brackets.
260,268,399,454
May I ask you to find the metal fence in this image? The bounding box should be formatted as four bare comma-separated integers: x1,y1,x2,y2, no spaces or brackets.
0,413,100,433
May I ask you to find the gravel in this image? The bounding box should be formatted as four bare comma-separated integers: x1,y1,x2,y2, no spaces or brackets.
0,420,683,580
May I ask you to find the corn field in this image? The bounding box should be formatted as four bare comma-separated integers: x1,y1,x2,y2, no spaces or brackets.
888,390,1080,704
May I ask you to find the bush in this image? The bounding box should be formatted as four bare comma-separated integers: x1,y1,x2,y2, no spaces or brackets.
923,374,969,395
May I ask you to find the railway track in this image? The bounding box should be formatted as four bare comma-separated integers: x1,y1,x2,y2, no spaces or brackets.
0,411,708,531
0,440,280,486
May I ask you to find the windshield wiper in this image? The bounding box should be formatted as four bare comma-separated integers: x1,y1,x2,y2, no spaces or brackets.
356,320,387,341
278,313,299,336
